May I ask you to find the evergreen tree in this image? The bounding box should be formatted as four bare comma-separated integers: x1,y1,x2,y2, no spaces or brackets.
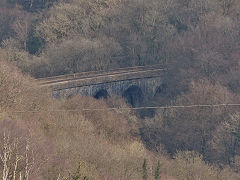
155,160,161,180
142,159,148,180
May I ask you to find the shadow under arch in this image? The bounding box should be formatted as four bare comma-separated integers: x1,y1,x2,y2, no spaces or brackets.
122,85,143,107
94,89,109,99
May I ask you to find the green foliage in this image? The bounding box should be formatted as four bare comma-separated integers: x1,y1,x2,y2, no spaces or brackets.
27,32,44,55
155,160,161,180
142,159,148,180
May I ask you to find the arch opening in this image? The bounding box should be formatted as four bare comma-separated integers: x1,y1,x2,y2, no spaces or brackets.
122,85,143,107
94,89,109,99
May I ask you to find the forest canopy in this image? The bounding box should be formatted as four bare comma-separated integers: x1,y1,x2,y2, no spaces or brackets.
0,0,240,179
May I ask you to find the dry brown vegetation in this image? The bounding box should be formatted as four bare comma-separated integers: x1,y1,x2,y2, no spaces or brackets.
0,0,240,179
0,53,240,179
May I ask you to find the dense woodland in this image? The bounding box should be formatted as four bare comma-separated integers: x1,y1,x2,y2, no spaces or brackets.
0,0,240,179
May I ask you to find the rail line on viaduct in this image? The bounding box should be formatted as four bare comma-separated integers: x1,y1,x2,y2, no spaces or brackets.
37,65,166,107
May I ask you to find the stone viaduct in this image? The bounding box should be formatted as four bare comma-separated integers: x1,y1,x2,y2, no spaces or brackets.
38,65,166,107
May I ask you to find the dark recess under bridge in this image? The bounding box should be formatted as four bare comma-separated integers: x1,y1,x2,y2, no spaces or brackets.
37,65,166,107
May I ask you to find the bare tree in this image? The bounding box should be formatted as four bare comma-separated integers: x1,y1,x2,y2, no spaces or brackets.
12,13,31,50
0,119,51,180
218,0,236,16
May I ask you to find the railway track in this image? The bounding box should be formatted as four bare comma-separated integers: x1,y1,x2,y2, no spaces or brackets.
37,64,165,87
